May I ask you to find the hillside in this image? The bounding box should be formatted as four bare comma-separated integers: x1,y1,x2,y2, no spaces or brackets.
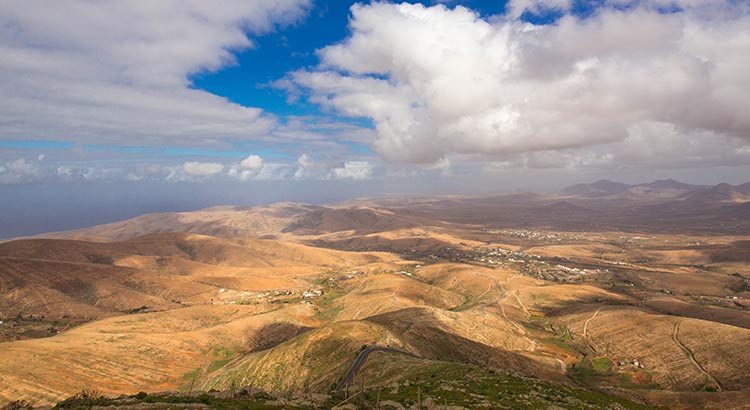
11,181,750,249
0,232,399,339
2,189,750,409
24,204,321,242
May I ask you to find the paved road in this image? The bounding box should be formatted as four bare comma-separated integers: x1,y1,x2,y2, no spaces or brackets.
338,346,418,390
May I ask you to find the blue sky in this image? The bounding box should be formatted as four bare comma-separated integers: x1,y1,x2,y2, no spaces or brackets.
0,0,551,163
190,0,562,119
0,0,749,237
191,0,510,114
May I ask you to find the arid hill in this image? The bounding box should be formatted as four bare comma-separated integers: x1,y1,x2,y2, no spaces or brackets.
2,186,750,409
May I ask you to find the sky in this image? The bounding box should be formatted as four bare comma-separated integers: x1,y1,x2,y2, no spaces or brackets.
1,0,749,237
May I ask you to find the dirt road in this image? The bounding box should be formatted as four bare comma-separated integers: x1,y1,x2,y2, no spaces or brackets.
672,319,722,392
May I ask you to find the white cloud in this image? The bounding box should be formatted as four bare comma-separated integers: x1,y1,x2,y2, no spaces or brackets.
254,163,295,180
290,2,750,167
429,157,453,176
228,161,301,181
57,166,73,177
227,154,264,181
227,166,253,181
329,161,373,180
506,0,743,19
240,154,264,170
0,158,43,184
293,153,315,179
125,172,142,182
0,0,309,145
182,161,224,176
82,167,127,181
297,153,314,168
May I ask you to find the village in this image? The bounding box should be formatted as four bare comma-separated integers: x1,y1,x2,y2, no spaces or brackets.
481,228,588,242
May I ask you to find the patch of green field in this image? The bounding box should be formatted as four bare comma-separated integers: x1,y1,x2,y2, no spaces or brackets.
355,356,659,410
540,337,579,356
313,289,346,322
207,358,232,373
591,357,613,371
180,367,201,381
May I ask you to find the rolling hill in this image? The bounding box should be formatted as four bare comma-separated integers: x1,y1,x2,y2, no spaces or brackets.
2,185,750,409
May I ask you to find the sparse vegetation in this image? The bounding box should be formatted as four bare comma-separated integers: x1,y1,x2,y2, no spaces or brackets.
175,241,198,260
55,390,109,408
124,305,149,314
591,357,614,372
346,359,658,410
85,253,114,265
2,192,750,409
1,400,33,410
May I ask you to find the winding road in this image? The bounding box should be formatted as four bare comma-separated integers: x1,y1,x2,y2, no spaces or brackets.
337,346,419,390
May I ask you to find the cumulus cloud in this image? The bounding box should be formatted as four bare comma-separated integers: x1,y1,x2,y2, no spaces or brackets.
289,2,750,167
229,162,296,181
293,153,316,179
0,158,44,184
82,167,127,181
0,0,309,145
240,154,264,170
125,172,142,182
57,166,73,177
329,161,373,180
182,161,224,177
227,166,253,181
227,154,264,181
297,153,314,168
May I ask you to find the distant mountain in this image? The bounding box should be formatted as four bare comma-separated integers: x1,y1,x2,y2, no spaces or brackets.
15,179,750,243
685,182,750,204
561,179,632,197
538,201,594,214
641,179,704,190
23,203,321,242
607,179,701,202
561,179,746,203
281,206,416,235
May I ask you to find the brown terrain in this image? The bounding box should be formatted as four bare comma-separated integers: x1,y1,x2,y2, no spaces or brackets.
1,180,750,409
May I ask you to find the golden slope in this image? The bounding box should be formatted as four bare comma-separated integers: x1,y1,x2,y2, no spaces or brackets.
0,304,315,406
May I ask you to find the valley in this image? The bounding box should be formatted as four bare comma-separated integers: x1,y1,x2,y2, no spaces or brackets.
1,180,750,410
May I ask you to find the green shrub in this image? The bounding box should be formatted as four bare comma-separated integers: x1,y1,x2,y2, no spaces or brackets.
55,390,109,408
2,400,33,410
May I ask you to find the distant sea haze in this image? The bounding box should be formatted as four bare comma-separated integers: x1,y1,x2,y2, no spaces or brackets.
3,178,749,239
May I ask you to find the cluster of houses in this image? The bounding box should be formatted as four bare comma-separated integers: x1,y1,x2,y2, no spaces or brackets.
482,228,585,242
617,359,644,369
225,288,299,305
301,290,323,299
324,270,365,286
468,246,543,267
555,264,596,275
